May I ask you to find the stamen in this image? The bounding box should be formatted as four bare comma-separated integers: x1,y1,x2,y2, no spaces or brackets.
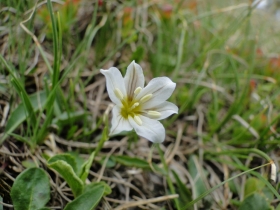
140,94,153,103
130,102,139,110
114,88,124,100
134,87,142,95
147,111,161,118
134,115,142,126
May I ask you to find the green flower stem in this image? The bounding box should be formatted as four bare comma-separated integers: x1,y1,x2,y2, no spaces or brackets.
155,143,181,210
95,117,109,157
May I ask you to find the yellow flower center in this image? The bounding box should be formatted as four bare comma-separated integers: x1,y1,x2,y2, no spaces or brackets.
114,87,161,126
120,96,142,119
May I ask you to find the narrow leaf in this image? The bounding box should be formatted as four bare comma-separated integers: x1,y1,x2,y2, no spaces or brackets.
2,91,47,143
48,158,83,197
172,170,192,209
48,154,78,174
10,168,50,210
111,155,165,173
112,155,150,169
52,111,86,126
79,151,95,182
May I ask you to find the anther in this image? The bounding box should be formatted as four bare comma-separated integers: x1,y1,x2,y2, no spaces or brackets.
147,111,161,118
130,102,139,110
140,94,153,103
133,115,142,126
134,87,142,95
114,88,124,100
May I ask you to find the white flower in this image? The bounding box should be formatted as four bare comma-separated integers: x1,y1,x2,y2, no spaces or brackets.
100,61,178,143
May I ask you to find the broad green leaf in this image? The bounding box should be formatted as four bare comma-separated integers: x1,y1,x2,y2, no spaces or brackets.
262,186,274,202
83,182,112,196
48,158,83,197
79,151,95,182
64,183,106,210
2,91,47,144
239,193,271,210
10,168,50,210
244,177,265,197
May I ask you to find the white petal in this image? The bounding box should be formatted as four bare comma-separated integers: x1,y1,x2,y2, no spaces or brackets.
142,101,178,120
136,77,176,109
100,67,126,106
124,61,145,98
128,115,165,143
110,106,133,135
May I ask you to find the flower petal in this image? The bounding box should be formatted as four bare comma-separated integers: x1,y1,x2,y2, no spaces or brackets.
128,115,165,143
142,101,178,120
100,67,126,106
110,106,133,135
136,77,176,109
124,61,145,98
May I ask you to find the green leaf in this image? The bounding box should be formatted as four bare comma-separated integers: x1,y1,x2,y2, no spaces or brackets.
48,154,78,174
10,168,50,210
85,182,111,196
171,170,192,209
48,156,83,197
79,151,95,182
67,152,86,177
188,155,208,197
239,193,271,210
112,155,150,169
2,91,47,144
52,110,86,126
99,157,116,168
0,196,3,210
14,80,37,125
0,55,37,139
64,183,106,210
0,84,6,93
111,155,165,174
22,159,39,168
244,177,265,197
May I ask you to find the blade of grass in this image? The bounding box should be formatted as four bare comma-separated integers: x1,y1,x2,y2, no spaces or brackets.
183,162,272,208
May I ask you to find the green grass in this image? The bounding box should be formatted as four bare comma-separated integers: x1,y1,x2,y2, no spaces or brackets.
1,0,280,209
